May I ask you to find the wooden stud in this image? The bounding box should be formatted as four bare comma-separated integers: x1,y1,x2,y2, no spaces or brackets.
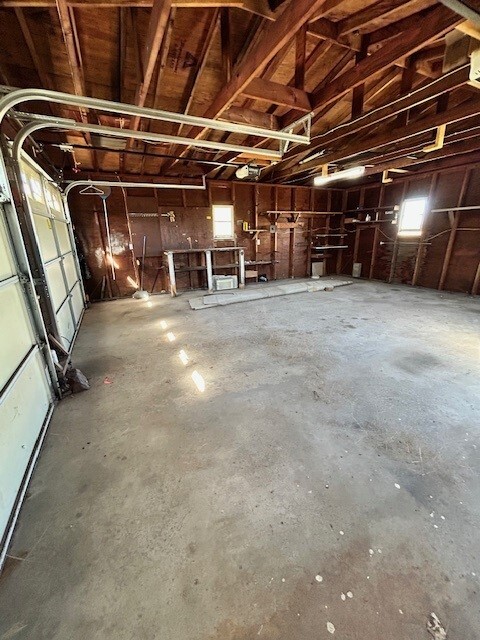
220,7,232,83
438,168,471,290
295,24,307,90
412,172,438,287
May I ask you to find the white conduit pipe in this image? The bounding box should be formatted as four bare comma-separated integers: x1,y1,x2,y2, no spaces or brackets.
0,88,310,145
12,119,283,161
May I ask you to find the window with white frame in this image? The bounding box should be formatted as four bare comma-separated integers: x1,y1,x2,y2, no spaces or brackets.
398,197,428,236
212,204,234,240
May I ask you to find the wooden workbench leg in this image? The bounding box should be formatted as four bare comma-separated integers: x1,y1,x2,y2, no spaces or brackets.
166,252,177,297
239,249,245,288
206,250,214,293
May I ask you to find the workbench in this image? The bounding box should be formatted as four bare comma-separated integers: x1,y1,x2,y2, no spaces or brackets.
164,247,245,296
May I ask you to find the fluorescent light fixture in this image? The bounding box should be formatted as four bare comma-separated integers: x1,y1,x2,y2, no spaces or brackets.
166,332,176,342
160,320,168,330
179,350,189,365
299,149,325,165
191,370,205,393
313,166,365,186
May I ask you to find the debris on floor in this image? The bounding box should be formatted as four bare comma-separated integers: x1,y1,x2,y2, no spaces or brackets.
189,278,353,310
327,621,335,634
427,613,447,639
65,367,90,393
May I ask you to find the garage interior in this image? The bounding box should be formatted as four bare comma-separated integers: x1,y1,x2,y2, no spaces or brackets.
0,0,479,638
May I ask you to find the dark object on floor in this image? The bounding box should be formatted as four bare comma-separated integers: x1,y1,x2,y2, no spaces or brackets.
66,368,90,393
259,274,268,282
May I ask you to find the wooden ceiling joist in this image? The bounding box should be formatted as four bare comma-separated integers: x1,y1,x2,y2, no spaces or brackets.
242,77,312,112
274,96,480,182
55,0,86,95
129,0,172,132
179,0,344,144
281,4,463,129
280,63,471,169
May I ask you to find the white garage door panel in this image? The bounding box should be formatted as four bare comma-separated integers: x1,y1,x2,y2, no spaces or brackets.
34,214,57,262
0,282,36,390
56,299,75,347
71,282,84,324
20,157,85,353
63,252,78,290
44,260,68,311
0,350,52,540
55,221,71,255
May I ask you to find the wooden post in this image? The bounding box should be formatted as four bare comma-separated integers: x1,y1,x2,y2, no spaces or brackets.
369,184,385,280
389,181,408,283
166,251,177,296
412,173,438,286
306,189,314,277
271,186,278,280
289,189,295,278
438,169,471,290
254,184,259,266
336,190,348,274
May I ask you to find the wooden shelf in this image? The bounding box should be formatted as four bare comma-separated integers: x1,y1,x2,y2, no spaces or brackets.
212,263,239,269
175,265,207,273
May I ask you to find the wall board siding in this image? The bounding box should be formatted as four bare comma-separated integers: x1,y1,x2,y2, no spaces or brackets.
70,180,342,299
341,165,480,295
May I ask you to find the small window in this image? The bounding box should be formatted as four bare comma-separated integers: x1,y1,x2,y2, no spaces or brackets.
398,197,427,236
212,204,234,240
29,176,43,202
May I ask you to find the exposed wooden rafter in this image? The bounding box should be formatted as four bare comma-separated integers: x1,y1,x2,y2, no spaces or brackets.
129,0,172,132
242,77,312,112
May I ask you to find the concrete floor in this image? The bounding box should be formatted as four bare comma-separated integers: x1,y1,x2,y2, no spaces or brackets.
0,280,479,640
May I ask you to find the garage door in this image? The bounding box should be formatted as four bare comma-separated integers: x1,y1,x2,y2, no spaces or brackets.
0,189,55,562
20,157,85,351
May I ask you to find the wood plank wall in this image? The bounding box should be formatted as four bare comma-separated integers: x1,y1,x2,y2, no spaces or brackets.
69,180,343,299
339,164,480,295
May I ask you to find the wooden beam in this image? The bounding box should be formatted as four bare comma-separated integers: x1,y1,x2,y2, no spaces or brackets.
308,17,338,41
276,96,480,181
129,0,172,131
0,0,274,13
242,77,312,111
295,24,307,90
395,56,416,127
117,7,127,102
337,0,436,37
275,64,470,173
438,167,471,290
55,0,85,95
181,0,342,140
351,34,369,118
220,7,232,82
220,106,279,130
15,8,54,89
309,5,462,121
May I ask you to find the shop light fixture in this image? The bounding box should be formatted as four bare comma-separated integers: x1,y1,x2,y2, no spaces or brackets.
313,166,365,186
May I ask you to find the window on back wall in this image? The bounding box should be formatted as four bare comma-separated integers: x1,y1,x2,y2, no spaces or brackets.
212,204,234,240
398,197,428,236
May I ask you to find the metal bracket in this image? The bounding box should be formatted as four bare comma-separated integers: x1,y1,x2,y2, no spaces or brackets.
279,112,312,156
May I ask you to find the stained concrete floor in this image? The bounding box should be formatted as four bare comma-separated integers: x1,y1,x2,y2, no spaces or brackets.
1,280,479,640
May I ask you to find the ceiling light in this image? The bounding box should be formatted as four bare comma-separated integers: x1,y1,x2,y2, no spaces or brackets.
313,166,365,186
299,149,325,165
